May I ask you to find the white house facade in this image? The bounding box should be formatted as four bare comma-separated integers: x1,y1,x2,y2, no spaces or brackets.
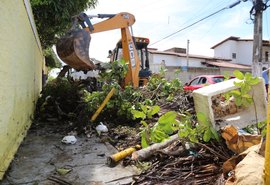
148,47,250,83
211,36,270,67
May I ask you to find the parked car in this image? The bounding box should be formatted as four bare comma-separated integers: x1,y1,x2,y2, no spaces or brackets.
184,75,234,91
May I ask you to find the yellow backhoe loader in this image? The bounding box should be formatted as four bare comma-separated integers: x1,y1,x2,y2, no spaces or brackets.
56,12,150,88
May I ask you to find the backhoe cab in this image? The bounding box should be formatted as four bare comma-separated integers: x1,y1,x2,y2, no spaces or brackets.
110,36,152,86
56,12,145,88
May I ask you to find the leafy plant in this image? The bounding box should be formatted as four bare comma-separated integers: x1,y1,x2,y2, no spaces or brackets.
178,112,220,143
30,0,98,49
258,120,267,137
99,60,128,85
146,72,183,102
196,112,220,142
225,70,259,107
35,77,82,119
83,61,144,121
242,120,267,137
131,104,160,120
43,48,62,69
133,105,220,148
138,111,179,148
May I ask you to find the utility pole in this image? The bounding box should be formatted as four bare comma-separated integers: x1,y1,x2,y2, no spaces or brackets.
186,39,190,70
186,39,190,82
252,0,264,77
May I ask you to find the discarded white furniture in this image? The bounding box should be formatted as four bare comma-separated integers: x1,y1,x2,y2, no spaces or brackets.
193,78,267,130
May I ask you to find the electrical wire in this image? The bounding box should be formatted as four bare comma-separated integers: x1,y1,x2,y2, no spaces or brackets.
249,0,269,20
134,0,231,46
150,0,243,46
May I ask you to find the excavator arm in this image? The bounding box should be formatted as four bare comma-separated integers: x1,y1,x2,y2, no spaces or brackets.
56,12,141,88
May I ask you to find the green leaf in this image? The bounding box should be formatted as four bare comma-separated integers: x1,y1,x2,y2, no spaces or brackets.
197,112,209,126
178,129,189,138
245,72,252,81
189,135,199,143
210,127,220,141
141,130,149,148
235,97,242,106
233,81,243,87
131,110,146,119
147,105,160,118
233,70,244,80
141,105,147,114
151,129,168,143
241,84,251,94
249,77,260,85
203,129,212,142
157,122,174,135
158,111,177,124
230,90,241,96
242,94,252,99
56,168,72,175
141,120,148,127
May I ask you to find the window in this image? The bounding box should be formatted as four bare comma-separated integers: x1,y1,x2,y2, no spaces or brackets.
212,77,225,83
190,78,200,86
266,51,269,62
198,77,207,84
232,53,237,59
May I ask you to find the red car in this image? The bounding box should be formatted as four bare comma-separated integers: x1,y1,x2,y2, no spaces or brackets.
184,75,234,91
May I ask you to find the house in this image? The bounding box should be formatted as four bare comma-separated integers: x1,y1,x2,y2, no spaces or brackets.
211,36,270,68
148,47,250,83
0,0,45,179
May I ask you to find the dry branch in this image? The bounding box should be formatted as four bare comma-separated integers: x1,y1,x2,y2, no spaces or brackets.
132,134,179,161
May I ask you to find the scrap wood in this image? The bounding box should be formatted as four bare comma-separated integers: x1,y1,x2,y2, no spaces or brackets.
221,125,261,154
131,134,179,161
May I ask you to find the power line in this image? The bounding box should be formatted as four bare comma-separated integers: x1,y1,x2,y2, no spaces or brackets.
150,0,244,46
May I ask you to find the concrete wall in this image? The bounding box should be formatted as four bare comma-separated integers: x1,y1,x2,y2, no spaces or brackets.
0,0,44,179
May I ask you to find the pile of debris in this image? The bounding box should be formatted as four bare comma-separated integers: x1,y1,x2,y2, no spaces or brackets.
35,67,266,185
132,141,231,185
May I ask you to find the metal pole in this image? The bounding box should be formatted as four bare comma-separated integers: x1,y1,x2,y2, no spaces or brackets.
252,0,263,77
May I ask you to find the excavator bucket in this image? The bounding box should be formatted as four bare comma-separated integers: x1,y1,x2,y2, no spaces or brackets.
56,28,95,71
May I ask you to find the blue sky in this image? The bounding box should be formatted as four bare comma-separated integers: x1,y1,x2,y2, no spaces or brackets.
85,0,270,61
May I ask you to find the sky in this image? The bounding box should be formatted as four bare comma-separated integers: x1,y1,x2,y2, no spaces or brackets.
84,0,270,62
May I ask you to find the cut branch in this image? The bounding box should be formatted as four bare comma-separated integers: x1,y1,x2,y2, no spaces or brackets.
132,134,179,161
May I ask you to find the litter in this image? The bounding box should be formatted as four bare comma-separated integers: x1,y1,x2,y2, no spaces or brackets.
61,135,77,144
96,122,108,135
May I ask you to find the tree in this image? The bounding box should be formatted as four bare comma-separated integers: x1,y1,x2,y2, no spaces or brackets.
30,0,98,49
30,0,98,68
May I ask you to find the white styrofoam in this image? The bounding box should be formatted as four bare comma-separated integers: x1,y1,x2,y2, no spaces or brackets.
193,77,267,130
